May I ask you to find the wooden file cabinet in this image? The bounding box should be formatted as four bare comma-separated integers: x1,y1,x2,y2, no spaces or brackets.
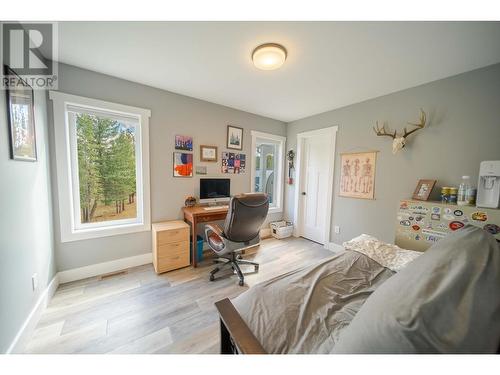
152,220,190,274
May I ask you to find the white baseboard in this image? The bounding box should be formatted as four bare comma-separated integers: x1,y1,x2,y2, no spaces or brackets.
58,252,152,284
6,273,60,354
327,242,344,253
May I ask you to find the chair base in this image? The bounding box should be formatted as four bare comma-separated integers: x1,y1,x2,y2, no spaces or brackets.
209,253,259,286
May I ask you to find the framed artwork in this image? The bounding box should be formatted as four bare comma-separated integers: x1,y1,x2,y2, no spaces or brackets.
221,152,245,174
412,179,436,201
173,152,193,177
200,145,217,162
339,151,377,199
227,125,243,150
195,166,207,175
4,65,37,161
175,135,193,151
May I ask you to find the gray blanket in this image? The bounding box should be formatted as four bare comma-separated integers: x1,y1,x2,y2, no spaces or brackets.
232,250,394,354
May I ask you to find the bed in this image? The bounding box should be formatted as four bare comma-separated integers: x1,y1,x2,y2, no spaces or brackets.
215,226,500,354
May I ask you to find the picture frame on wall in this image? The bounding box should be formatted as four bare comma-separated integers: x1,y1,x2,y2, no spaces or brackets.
173,152,193,177
412,179,436,201
174,135,193,151
227,125,243,150
200,145,217,162
4,65,37,161
339,151,377,200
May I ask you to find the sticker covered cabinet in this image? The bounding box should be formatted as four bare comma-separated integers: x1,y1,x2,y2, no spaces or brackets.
395,199,500,251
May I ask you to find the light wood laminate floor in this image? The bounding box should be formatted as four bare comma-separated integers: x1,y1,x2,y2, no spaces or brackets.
25,237,333,354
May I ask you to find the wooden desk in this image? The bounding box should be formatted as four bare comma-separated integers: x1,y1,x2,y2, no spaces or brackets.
182,205,229,267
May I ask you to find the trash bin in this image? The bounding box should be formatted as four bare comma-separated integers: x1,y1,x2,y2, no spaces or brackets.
191,235,204,262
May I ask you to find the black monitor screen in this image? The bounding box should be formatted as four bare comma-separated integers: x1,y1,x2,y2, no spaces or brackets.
200,178,230,199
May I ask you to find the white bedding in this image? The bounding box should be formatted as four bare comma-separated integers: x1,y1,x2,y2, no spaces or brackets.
343,234,422,272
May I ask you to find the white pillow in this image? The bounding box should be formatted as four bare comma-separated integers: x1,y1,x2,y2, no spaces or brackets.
343,234,421,272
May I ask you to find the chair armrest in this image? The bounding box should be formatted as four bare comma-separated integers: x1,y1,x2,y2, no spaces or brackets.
205,223,223,237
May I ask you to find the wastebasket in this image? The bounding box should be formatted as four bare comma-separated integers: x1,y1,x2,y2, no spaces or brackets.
191,235,204,262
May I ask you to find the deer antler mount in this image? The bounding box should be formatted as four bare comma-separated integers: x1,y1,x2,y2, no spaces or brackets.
373,109,427,154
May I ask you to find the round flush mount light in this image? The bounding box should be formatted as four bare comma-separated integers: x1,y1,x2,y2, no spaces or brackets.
252,43,287,70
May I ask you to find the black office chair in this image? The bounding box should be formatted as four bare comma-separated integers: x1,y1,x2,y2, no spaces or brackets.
204,193,269,286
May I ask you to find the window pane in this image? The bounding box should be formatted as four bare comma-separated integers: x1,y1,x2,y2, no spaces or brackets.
75,112,137,224
254,142,277,205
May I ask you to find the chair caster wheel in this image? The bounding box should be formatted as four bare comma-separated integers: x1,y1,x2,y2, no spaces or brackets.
209,274,215,281
239,280,244,286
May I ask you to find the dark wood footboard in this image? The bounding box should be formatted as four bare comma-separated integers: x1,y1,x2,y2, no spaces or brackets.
214,298,267,354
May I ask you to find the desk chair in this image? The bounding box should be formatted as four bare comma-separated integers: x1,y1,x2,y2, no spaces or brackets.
204,193,269,286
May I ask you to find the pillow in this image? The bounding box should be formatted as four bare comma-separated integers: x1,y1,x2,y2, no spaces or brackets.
343,234,421,272
333,226,500,353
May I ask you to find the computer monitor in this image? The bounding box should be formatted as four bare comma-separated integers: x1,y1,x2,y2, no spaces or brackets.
199,178,231,203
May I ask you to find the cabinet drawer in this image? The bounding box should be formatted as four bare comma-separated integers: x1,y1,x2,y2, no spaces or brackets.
157,241,188,258
157,228,188,245
157,250,190,272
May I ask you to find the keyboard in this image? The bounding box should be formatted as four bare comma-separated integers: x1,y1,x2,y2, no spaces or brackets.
203,205,229,211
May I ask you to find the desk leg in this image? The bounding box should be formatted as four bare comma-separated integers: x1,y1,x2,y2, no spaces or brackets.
191,218,198,268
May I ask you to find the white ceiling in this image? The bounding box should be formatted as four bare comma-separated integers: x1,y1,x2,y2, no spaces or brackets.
52,22,500,122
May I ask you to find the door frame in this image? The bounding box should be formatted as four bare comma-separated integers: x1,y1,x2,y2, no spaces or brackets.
293,126,338,248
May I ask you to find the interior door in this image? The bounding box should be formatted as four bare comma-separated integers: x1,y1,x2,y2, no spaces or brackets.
299,134,330,244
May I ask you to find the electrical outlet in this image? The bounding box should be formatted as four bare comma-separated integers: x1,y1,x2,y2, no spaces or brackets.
32,273,38,291
334,225,340,234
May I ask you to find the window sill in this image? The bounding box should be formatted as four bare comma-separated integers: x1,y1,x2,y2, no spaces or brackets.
61,222,151,243
268,206,283,214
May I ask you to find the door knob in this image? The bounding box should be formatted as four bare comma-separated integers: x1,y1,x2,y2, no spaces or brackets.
301,192,306,195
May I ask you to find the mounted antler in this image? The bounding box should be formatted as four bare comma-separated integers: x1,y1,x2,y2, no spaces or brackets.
402,108,426,139
372,109,427,154
373,121,397,139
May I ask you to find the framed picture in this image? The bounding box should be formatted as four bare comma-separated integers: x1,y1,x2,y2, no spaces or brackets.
173,152,193,177
175,135,193,151
195,166,207,175
221,152,245,174
200,145,217,162
412,179,436,201
4,65,37,161
339,151,377,200
227,125,243,150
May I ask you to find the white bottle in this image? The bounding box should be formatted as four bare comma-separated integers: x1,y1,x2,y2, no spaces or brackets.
457,176,471,206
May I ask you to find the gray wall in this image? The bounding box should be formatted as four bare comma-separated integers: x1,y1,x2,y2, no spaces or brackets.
50,63,286,271
0,88,56,353
285,63,500,245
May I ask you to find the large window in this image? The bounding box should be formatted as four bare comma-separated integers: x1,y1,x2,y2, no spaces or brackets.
250,131,285,213
50,92,151,242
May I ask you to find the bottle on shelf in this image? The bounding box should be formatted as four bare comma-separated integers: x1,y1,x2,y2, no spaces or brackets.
457,176,471,206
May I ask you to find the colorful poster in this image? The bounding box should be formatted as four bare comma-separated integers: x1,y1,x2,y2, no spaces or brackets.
222,152,245,174
173,152,193,177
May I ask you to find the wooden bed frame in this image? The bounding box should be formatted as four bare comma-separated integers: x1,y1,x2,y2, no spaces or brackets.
214,298,267,354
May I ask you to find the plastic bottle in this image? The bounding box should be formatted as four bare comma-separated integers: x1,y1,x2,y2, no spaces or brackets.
457,176,471,206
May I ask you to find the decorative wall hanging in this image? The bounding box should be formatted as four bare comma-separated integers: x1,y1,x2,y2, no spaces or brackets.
5,65,37,161
175,135,193,151
412,179,436,201
373,109,427,154
195,166,207,175
173,152,193,177
221,152,245,174
287,149,295,184
339,151,377,200
227,125,243,150
200,145,217,162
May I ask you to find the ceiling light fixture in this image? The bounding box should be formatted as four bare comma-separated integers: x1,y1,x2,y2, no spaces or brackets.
252,43,287,71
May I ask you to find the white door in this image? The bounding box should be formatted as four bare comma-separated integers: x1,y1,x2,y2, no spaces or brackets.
299,134,331,244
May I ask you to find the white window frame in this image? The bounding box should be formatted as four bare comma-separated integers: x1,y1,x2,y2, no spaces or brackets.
49,91,151,242
250,130,286,214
